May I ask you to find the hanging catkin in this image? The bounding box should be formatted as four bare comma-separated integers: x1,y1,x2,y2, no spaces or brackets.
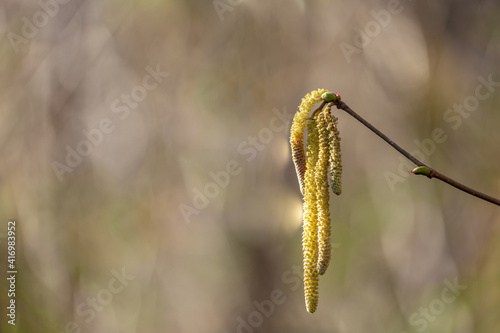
290,89,342,314
315,109,332,276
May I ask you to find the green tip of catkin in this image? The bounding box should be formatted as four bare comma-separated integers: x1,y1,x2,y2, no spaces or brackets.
321,91,341,103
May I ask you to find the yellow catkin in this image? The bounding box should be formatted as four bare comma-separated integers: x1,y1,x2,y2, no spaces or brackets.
302,117,320,314
291,89,337,314
290,89,329,194
325,108,342,195
315,110,332,276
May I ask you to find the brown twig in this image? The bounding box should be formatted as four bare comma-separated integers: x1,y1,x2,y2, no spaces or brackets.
308,101,326,120
326,100,500,207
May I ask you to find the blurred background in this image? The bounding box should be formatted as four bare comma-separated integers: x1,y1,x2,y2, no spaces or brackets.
1,0,500,332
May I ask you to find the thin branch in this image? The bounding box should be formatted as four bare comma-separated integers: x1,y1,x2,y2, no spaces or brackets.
308,101,326,119
327,100,500,207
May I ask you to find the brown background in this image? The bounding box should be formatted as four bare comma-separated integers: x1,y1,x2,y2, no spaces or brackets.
1,0,500,332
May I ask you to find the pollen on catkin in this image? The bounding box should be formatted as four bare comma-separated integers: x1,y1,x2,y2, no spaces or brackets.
290,89,342,314
315,110,332,276
324,108,342,195
290,89,329,195
302,116,320,314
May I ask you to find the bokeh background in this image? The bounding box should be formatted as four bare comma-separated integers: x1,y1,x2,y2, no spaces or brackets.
1,0,500,332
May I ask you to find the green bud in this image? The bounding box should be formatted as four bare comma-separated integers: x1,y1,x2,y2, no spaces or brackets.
411,166,431,177
321,92,341,103
321,92,335,102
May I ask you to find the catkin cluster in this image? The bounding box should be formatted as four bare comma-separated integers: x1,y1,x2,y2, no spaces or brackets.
290,89,342,314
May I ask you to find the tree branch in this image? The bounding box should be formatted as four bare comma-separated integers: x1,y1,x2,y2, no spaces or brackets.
328,100,500,207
